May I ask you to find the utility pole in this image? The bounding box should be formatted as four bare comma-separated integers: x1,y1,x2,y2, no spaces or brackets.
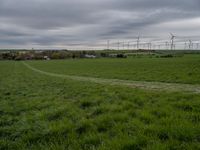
137,36,140,50
107,40,110,50
189,40,192,50
158,45,161,50
117,41,120,50
184,42,187,50
127,42,130,50
150,42,152,50
197,43,199,50
148,42,152,50
170,33,175,50
165,42,169,50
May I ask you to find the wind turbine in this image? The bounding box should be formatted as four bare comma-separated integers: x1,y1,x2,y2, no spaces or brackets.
170,33,176,50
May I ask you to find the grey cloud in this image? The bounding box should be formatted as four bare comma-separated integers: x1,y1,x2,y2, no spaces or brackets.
0,0,200,48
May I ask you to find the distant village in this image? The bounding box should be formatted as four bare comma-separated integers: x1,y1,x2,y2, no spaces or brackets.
0,50,130,60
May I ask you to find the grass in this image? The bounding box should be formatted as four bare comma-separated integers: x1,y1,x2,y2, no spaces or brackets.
0,56,200,150
27,54,200,84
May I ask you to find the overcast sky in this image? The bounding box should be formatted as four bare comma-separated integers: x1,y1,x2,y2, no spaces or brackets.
0,0,200,49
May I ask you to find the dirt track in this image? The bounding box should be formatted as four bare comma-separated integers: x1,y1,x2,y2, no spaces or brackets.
23,62,200,94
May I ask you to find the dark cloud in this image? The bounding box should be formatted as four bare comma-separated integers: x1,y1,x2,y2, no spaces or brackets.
0,0,200,48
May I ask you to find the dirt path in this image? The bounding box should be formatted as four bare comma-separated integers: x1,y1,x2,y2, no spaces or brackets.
23,62,200,94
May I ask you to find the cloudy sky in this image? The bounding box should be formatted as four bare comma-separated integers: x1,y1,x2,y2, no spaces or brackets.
0,0,200,49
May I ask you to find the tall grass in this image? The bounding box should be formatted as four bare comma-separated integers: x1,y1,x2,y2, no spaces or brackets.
0,61,200,149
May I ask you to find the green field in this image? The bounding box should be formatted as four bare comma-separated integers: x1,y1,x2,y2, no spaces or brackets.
0,55,200,150
28,54,200,84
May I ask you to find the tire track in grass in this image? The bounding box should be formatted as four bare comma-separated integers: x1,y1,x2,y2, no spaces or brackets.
23,62,200,94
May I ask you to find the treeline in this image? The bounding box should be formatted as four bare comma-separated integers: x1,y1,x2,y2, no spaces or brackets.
1,49,192,60
0,50,127,60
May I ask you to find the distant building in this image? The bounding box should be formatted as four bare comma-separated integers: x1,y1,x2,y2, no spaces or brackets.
84,54,96,58
25,55,33,60
44,56,50,60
